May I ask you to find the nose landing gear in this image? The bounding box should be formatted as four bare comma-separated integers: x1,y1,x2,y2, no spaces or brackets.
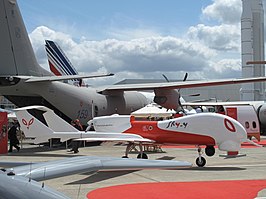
195,146,207,167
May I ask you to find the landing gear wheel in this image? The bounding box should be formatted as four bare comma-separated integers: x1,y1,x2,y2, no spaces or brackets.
196,157,206,167
122,155,128,158
205,146,215,157
137,153,148,159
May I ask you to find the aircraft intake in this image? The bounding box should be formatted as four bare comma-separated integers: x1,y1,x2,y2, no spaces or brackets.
154,89,180,110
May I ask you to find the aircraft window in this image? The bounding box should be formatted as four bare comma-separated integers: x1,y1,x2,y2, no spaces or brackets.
252,121,257,129
245,121,249,129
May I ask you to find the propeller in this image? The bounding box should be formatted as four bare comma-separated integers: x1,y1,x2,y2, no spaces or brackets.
162,73,189,113
162,72,188,83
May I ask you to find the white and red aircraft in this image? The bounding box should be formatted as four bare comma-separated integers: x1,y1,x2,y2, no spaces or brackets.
14,106,259,167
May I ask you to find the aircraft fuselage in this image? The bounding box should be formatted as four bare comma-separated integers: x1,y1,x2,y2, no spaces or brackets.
0,77,148,124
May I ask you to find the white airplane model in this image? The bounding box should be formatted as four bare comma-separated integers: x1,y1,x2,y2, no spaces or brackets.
15,106,152,144
0,155,191,199
2,0,266,125
14,105,260,167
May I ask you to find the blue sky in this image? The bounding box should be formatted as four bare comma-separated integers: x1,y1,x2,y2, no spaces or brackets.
18,0,212,40
14,0,266,85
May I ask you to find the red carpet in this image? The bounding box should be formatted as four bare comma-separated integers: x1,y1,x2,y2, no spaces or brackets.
87,180,266,199
162,140,266,149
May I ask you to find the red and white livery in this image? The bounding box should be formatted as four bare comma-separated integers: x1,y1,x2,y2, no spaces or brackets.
14,106,259,167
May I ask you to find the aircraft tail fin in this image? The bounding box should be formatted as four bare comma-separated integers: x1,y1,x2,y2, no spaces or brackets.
42,106,79,132
14,106,54,144
15,105,78,132
45,40,79,76
0,0,50,76
45,40,82,85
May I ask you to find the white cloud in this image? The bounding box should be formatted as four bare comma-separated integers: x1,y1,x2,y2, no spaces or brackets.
202,0,242,24
208,59,241,78
187,23,241,51
28,0,246,86
29,26,219,81
29,25,242,85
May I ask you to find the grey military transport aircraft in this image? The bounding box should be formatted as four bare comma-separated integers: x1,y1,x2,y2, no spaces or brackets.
0,156,191,199
1,0,266,125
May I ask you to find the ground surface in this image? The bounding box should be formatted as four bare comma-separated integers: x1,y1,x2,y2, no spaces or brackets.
1,140,266,199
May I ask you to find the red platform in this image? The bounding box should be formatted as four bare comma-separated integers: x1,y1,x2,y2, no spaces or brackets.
87,179,266,199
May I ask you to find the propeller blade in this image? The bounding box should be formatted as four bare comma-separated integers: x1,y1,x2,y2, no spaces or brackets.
162,74,170,82
183,72,188,82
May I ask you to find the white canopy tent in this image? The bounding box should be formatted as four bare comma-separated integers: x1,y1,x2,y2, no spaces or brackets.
131,103,176,118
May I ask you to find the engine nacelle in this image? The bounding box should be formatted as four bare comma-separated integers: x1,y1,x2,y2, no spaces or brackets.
153,89,180,110
256,104,266,127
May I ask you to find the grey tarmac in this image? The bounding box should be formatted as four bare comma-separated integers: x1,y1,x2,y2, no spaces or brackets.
1,139,266,199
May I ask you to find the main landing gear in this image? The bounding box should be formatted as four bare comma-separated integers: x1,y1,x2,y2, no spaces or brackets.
205,146,215,157
195,145,215,167
122,142,148,159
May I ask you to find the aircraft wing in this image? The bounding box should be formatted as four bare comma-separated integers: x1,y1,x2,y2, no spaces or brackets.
74,137,153,142
24,73,114,83
97,76,266,93
75,132,154,143
182,101,265,107
1,156,191,181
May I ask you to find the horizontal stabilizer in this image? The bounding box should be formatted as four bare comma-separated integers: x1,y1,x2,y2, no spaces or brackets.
25,73,114,83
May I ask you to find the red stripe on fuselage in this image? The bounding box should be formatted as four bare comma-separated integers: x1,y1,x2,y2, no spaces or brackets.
123,121,216,145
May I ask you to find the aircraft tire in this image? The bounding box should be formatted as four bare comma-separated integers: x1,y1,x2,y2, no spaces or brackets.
196,157,206,167
122,156,128,158
137,153,148,159
205,146,215,157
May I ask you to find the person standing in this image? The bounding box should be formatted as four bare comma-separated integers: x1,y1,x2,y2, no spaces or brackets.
71,119,83,153
8,122,20,152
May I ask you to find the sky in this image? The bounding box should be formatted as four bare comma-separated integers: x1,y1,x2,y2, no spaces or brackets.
16,0,266,85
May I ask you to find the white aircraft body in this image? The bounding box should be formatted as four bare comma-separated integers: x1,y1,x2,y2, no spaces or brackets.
2,0,266,126
14,105,259,167
183,101,266,140
0,156,191,199
15,106,152,145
